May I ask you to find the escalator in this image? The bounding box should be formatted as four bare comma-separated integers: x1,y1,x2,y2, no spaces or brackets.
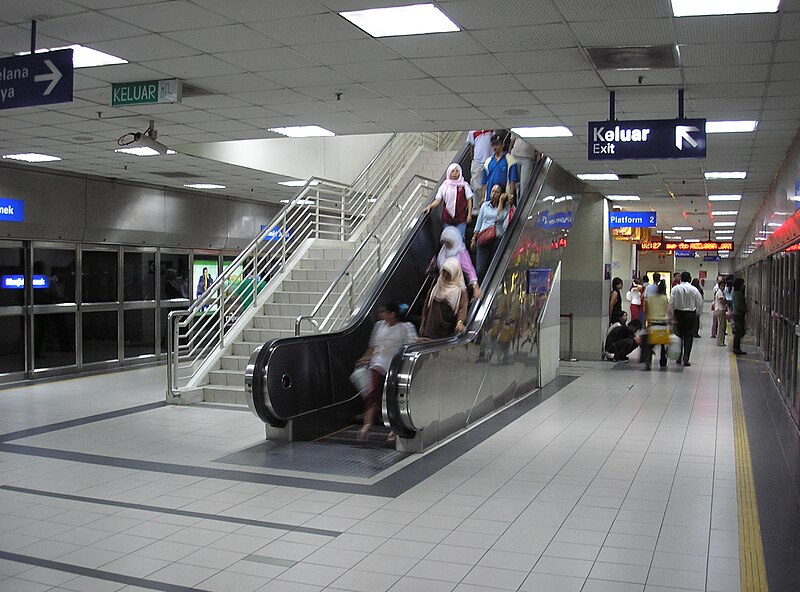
246,149,585,452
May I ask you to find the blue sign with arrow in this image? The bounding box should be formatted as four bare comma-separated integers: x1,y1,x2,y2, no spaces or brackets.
588,118,706,160
0,48,73,110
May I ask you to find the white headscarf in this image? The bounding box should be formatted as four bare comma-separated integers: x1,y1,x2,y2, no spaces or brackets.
437,226,466,271
439,163,468,218
429,257,465,313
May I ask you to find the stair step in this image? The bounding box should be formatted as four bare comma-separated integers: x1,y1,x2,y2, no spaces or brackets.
202,384,248,405
220,355,250,371
209,369,245,387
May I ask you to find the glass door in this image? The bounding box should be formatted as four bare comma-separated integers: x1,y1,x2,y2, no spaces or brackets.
0,240,27,379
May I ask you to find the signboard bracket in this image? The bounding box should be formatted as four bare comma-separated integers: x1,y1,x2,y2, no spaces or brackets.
609,90,615,121
30,19,37,54
678,88,684,119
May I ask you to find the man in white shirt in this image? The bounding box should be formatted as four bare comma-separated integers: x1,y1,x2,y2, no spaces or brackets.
466,130,493,208
669,271,704,366
713,276,728,346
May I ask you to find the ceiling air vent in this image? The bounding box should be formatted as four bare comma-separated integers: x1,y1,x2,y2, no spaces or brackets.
587,46,678,70
181,83,214,98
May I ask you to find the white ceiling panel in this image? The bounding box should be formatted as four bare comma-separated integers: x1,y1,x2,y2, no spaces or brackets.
90,34,198,62
497,48,593,74
684,65,770,85
164,25,279,53
437,74,526,93
379,32,484,59
556,0,670,21
190,73,280,94
680,43,774,67
439,0,564,28
102,1,233,32
675,14,779,44
467,23,577,52
411,54,502,78
517,70,604,91
570,18,675,46
293,39,398,65
458,91,540,108
145,55,243,79
193,0,329,21
332,60,426,83
598,68,683,88
263,67,352,88
363,78,451,97
248,13,366,46
384,94,470,110
0,25,63,54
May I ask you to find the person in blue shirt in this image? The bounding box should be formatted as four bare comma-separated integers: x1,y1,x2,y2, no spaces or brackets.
481,130,520,203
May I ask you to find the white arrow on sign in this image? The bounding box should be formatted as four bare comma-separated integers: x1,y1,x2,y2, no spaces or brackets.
33,59,63,96
675,125,700,150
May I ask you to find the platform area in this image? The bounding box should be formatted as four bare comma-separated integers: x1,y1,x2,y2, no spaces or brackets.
0,335,797,592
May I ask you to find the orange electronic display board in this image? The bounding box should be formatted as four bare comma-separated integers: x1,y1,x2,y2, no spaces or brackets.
639,241,733,252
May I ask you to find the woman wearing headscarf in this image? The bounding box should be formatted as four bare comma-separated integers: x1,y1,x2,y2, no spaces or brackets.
427,226,481,300
422,162,474,239
420,258,468,340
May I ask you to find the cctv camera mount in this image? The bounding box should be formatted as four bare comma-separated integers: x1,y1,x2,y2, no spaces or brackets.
117,120,170,155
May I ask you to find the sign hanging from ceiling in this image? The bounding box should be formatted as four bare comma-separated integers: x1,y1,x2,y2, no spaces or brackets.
608,211,656,228
588,118,706,160
0,198,24,222
111,79,182,107
639,240,733,252
0,48,73,110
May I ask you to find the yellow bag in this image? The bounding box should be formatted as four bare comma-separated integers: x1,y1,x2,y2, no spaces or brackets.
648,326,670,345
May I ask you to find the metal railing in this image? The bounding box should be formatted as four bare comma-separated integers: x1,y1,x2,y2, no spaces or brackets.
167,130,461,397
296,175,435,335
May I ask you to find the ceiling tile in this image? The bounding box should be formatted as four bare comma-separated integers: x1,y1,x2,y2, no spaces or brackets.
143,54,243,78
293,39,398,65
102,0,233,32
249,13,366,45
164,25,279,53
218,47,318,72
496,48,593,74
411,54,502,77
571,18,675,46
674,14,779,44
332,60,427,83
263,67,352,87
436,74,526,93
438,0,564,28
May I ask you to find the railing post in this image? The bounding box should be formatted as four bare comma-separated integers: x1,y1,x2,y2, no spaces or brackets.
347,272,353,312
252,240,259,314
219,286,225,347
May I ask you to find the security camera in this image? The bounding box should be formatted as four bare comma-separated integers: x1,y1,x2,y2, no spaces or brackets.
132,131,169,155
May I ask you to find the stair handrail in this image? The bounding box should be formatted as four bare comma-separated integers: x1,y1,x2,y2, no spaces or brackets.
296,175,436,335
167,130,462,397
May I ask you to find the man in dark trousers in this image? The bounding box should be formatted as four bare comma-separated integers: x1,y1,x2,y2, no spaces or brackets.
669,271,704,366
605,319,642,362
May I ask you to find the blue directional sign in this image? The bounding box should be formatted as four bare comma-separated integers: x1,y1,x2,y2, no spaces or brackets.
0,49,73,110
704,255,721,262
588,118,706,160
0,198,24,222
675,250,696,258
608,211,656,228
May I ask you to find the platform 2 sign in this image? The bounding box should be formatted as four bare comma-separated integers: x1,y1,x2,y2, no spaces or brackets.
0,49,73,110
608,211,656,228
588,118,706,160
639,240,733,252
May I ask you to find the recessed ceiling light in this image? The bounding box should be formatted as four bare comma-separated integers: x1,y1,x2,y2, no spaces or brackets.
671,0,780,17
278,179,320,187
607,195,640,201
767,222,782,227
184,183,225,189
2,153,61,162
115,147,177,157
714,222,736,227
706,121,757,133
711,211,738,216
660,230,676,234
339,3,460,37
704,171,747,179
671,236,683,240
17,44,127,68
511,126,573,138
709,194,742,201
578,173,619,181
269,125,334,137
673,226,693,231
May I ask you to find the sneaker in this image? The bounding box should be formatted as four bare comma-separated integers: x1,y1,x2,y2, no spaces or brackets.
683,361,691,367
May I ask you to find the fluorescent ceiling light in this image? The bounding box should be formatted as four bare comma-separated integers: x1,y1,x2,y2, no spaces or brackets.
607,195,640,201
278,179,320,187
755,237,767,241
2,152,61,163
767,222,782,227
718,250,730,254
671,0,780,17
280,198,315,205
711,211,738,216
115,147,176,157
184,183,225,189
714,222,736,227
671,236,683,240
660,230,675,234
18,44,127,68
577,173,619,181
512,126,573,138
339,3,460,37
673,226,693,231
790,196,800,202
705,171,747,180
706,120,757,133
269,125,334,137
709,194,742,201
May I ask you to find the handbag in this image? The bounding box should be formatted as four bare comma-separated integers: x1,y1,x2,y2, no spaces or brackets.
349,365,371,398
647,326,670,345
476,224,497,246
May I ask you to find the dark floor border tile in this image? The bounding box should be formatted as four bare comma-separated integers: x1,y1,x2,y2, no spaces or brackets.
0,485,341,538
0,376,576,497
0,401,166,443
736,356,800,592
0,550,213,592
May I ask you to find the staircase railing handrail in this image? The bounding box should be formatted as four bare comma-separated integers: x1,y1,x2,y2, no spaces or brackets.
295,174,436,335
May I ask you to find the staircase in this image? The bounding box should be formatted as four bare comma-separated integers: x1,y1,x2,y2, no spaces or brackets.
167,131,463,405
202,240,353,404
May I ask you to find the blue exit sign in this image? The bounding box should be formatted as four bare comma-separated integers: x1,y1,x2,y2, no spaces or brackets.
608,211,656,228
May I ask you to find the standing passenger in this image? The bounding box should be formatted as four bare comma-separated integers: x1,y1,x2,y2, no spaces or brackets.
471,185,509,283
669,272,703,366
609,277,624,326
466,130,493,209
422,163,473,240
419,258,468,340
481,130,520,204
714,277,728,346
429,226,481,300
691,278,704,338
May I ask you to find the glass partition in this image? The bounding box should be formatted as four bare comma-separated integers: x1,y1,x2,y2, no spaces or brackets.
82,249,118,303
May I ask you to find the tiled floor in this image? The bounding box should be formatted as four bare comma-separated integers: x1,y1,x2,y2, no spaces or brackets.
0,337,742,591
